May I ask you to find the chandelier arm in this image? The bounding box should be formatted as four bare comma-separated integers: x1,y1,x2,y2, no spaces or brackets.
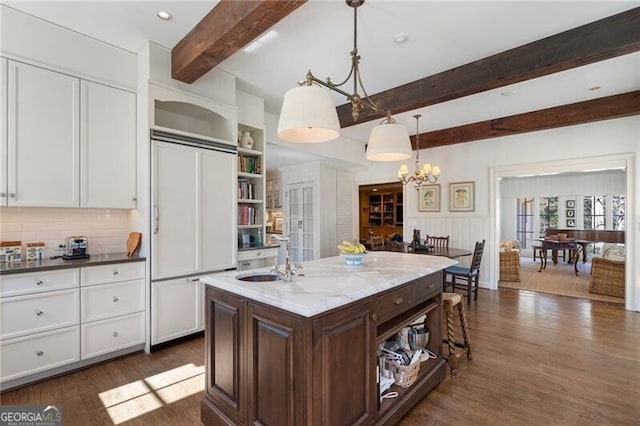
304,72,354,99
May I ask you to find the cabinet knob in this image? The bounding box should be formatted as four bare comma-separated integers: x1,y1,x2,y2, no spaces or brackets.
36,280,44,286
371,313,378,321
113,296,119,302
132,197,137,202
9,193,16,198
35,310,43,316
112,331,119,337
393,297,404,305
36,351,44,356
113,270,119,275
0,193,6,198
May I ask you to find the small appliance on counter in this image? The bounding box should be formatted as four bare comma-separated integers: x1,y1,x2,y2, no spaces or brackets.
62,236,90,260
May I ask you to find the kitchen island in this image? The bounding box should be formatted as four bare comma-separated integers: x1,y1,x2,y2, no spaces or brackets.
200,251,456,426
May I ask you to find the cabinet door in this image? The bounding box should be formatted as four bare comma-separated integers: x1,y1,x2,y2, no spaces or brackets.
80,80,136,208
151,142,198,279
247,302,306,426
151,277,202,345
7,61,79,207
0,58,7,206
312,300,375,426
202,286,245,426
200,148,236,271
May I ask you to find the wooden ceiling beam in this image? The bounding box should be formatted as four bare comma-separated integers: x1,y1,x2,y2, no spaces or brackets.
410,91,640,148
338,7,640,127
172,0,306,84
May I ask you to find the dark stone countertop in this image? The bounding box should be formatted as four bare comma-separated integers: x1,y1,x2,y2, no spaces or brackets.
238,245,280,252
0,253,146,275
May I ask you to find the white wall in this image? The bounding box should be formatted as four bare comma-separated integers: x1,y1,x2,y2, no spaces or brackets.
0,5,136,90
353,116,640,311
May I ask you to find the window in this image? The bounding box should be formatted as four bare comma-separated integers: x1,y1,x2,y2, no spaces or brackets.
516,198,534,249
583,195,606,230
539,197,558,235
612,195,625,230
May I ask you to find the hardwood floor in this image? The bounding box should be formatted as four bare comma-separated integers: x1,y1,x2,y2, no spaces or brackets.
2,289,638,425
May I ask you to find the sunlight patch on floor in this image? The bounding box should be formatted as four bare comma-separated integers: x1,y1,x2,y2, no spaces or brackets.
99,363,205,424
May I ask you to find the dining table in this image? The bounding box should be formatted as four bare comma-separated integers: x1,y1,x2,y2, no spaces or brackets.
412,245,472,259
538,238,583,276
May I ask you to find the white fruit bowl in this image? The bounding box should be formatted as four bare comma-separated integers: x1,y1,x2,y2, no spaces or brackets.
340,252,367,267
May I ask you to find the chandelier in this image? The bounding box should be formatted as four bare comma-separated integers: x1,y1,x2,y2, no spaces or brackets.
277,0,412,162
398,114,440,189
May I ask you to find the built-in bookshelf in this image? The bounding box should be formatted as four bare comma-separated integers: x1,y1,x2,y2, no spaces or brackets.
237,123,265,249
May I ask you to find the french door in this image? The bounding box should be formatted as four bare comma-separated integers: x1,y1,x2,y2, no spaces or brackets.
285,182,315,262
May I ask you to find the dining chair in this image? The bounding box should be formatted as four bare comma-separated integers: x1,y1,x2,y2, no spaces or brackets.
442,240,485,304
425,235,449,249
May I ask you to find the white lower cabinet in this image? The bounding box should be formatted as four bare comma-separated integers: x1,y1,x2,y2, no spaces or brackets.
151,276,203,345
81,279,144,323
0,289,79,340
0,326,80,382
81,312,145,359
237,247,278,271
0,259,146,386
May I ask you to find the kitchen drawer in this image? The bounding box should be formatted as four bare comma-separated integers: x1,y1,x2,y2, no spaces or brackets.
81,261,145,286
237,248,278,262
0,289,79,340
1,269,79,298
374,283,416,324
81,312,144,359
414,272,442,302
0,326,79,382
81,280,144,323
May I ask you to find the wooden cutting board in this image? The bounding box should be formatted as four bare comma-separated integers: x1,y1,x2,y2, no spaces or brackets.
126,232,142,257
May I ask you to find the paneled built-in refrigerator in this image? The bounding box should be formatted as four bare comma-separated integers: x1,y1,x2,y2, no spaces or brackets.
150,130,236,346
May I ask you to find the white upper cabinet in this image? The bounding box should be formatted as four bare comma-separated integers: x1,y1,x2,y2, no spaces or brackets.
80,80,136,208
3,59,136,209
0,58,7,206
7,61,80,207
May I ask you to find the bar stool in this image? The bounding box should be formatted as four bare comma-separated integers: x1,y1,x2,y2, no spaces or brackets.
442,292,472,376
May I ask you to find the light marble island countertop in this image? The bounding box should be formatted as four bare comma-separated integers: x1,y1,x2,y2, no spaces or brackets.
200,251,456,317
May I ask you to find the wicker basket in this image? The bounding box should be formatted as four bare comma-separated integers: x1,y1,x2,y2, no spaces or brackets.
386,360,420,388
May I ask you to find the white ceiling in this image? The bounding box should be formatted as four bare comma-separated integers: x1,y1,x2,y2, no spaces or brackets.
4,0,639,168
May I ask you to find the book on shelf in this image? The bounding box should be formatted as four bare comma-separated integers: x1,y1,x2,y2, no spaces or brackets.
237,154,262,174
237,205,257,225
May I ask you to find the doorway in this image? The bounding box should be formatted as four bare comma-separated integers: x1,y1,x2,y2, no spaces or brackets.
489,153,636,311
358,182,403,244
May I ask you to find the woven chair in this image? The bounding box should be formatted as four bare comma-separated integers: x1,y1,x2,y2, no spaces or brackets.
443,240,485,304
499,250,520,282
589,257,625,298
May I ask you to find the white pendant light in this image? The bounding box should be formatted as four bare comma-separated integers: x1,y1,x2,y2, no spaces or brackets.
277,85,340,143
365,116,412,162
278,0,412,159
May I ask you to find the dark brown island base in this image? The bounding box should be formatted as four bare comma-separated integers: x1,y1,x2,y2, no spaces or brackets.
200,251,456,425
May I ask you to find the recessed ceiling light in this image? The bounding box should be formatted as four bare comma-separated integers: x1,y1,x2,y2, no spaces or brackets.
393,33,408,44
588,86,601,91
157,10,173,21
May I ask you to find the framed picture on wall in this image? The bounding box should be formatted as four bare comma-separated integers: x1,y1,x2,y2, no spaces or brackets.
566,200,575,208
566,219,576,228
567,209,575,218
418,184,441,212
449,181,475,212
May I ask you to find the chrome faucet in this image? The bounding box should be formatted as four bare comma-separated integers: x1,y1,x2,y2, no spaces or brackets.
268,234,304,282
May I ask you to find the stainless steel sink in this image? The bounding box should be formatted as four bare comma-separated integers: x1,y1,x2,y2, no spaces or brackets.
235,272,282,282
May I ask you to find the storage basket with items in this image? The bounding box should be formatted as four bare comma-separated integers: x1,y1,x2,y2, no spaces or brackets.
377,320,438,391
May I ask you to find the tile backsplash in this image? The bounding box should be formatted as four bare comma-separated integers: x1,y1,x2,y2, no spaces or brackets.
0,207,136,257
